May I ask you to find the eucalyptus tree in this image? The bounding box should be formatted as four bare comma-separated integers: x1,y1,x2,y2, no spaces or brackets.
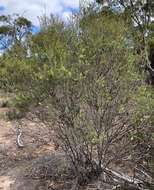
96,0,154,83
0,14,32,57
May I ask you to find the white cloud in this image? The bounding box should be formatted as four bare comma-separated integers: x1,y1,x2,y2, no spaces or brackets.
61,0,79,8
0,0,79,26
62,11,72,21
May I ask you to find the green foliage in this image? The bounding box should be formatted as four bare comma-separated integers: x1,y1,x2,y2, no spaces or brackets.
0,7,154,187
133,86,154,126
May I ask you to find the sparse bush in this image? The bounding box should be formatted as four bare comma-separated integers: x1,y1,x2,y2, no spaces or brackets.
39,11,153,186
6,108,24,120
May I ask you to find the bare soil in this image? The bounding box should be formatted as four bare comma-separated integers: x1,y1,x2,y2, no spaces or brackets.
0,97,58,190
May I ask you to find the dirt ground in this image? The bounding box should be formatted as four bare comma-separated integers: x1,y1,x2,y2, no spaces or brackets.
0,94,58,190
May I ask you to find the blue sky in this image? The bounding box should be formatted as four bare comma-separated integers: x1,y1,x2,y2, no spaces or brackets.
0,0,80,26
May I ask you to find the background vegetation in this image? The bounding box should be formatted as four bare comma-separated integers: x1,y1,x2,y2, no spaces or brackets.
0,1,154,189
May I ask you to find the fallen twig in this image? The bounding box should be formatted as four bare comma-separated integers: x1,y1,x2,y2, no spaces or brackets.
16,127,24,148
